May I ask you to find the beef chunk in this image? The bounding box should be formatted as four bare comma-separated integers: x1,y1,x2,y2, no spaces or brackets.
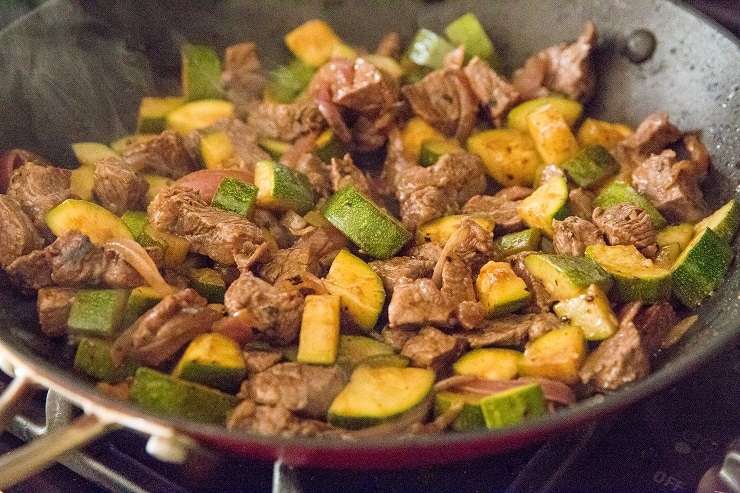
242,349,283,377
633,301,680,356
376,31,401,58
463,186,532,235
36,287,76,337
401,326,468,378
5,249,52,293
512,21,598,103
396,151,487,230
463,56,520,127
0,194,44,269
462,312,562,348
258,244,323,285
631,149,711,224
552,216,604,256
221,42,266,117
293,153,332,199
92,157,149,215
0,149,55,193
369,256,435,294
247,362,347,419
380,128,416,193
610,113,682,176
568,187,596,219
388,279,457,329
330,154,379,202
121,130,199,179
248,100,325,142
592,203,658,258
432,216,496,286
148,186,266,265
580,303,650,391
226,399,333,436
508,252,555,313
7,162,73,240
380,325,418,352
401,67,479,141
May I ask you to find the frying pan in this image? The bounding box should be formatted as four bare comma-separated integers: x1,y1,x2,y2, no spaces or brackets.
0,0,738,486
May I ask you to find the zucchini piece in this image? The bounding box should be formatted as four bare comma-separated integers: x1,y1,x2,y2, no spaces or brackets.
322,185,411,259
254,159,315,215
357,353,411,369
200,130,238,170
323,249,386,331
404,28,456,70
654,242,682,269
415,214,495,246
284,19,345,67
519,325,587,385
495,228,542,257
265,58,317,103
165,99,234,135
475,261,530,317
327,366,435,430
561,145,619,188
72,142,119,166
135,96,185,134
335,335,396,374
526,104,580,166
74,337,140,384
507,96,583,132
258,137,292,160
517,175,571,237
435,383,546,431
70,162,96,202
466,128,543,187
121,285,163,329
552,284,618,340
693,198,740,243
187,267,227,304
418,138,463,167
671,227,733,308
576,118,633,149
297,294,341,365
46,199,134,245
142,173,175,204
314,129,348,163
120,210,149,240
211,176,259,217
67,289,131,338
172,333,246,393
138,224,190,268
593,180,667,230
400,117,447,163
452,348,524,381
181,43,223,101
585,244,672,303
130,367,238,425
656,223,695,251
444,13,496,66
522,253,612,301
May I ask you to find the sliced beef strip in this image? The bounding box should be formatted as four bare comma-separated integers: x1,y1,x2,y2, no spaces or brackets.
401,67,479,141
633,301,680,357
462,312,562,349
248,99,326,142
580,303,650,392
247,362,347,419
121,130,199,179
592,203,658,258
512,21,598,103
7,161,74,241
508,252,555,314
463,56,520,127
396,151,487,230
552,216,604,256
148,186,266,265
401,326,469,378
369,255,435,294
36,287,76,337
630,149,711,224
92,157,149,215
0,194,45,269
462,186,533,235
221,42,267,117
258,244,323,285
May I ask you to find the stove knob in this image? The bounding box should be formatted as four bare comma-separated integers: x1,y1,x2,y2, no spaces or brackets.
697,437,740,493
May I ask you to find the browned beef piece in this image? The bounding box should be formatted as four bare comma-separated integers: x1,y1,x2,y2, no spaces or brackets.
432,217,496,286
148,186,266,265
5,249,52,293
369,256,435,294
401,326,468,378
580,303,650,391
508,252,555,313
592,203,658,258
463,56,520,127
200,117,271,173
631,149,711,224
112,289,218,367
463,186,532,235
633,301,680,356
293,153,332,199
221,270,304,346
7,162,73,240
396,151,487,230
0,149,55,193
333,58,400,114
226,399,333,436
380,128,416,192
221,42,266,117
258,244,323,285
387,278,458,329
247,362,347,419
462,312,562,349
0,194,45,269
403,241,443,263
568,187,596,219
242,349,283,377
121,130,199,179
610,113,683,176
92,157,149,215
552,216,604,256
402,67,479,141
36,287,76,337
376,31,401,58
380,325,418,351
330,154,377,201
512,22,598,103
248,100,325,142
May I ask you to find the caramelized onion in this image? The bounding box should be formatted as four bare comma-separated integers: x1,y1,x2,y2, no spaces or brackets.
435,375,577,406
105,238,178,297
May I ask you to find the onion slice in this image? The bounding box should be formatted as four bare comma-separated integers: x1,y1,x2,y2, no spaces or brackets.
105,238,178,297
435,375,577,407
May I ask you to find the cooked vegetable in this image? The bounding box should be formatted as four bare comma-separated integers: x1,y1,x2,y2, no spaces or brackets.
404,28,456,70
265,58,317,103
187,267,227,304
495,228,542,257
200,130,238,170
181,43,223,101
284,19,346,66
523,253,612,300
67,289,131,338
519,325,587,385
211,176,259,217
297,294,341,365
517,175,572,236
74,337,140,384
166,99,234,135
46,199,134,245
576,117,633,148
467,128,543,187
561,144,619,188
656,223,695,251
314,129,348,163
508,96,583,131
693,198,740,243
136,96,185,134
400,117,448,163
526,104,581,165
172,333,247,393
671,227,733,308
475,261,530,317
419,138,463,167
453,348,524,381
335,335,396,374
593,180,667,229
444,13,497,65
552,284,618,340
121,286,163,329
415,214,495,246
254,159,315,215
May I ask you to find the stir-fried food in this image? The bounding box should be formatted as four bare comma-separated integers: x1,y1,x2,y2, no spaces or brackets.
0,14,737,439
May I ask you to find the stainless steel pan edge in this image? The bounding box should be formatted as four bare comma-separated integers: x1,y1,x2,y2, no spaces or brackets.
0,0,738,476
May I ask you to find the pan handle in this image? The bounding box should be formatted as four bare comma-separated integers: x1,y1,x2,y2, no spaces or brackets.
0,412,118,490
0,370,38,432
